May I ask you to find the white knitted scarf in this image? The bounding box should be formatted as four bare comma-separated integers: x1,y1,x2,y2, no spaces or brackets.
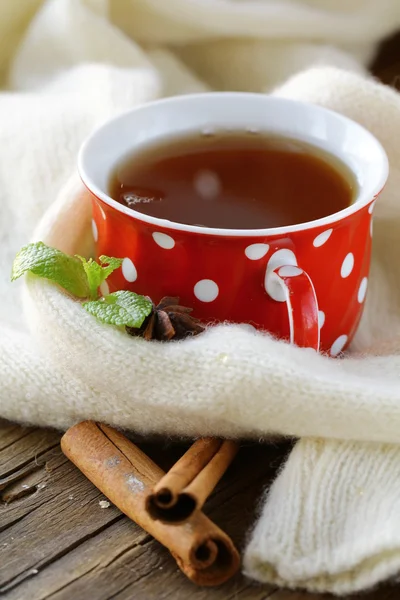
2,0,400,595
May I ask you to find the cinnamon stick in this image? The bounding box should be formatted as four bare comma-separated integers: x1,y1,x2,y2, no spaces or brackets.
146,438,239,523
61,422,240,586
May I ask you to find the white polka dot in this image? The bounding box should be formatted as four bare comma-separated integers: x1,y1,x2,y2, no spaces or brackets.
92,219,98,242
100,280,109,297
194,279,219,302
330,334,348,357
152,232,175,249
265,249,297,302
358,277,368,303
318,310,325,329
278,265,302,277
313,229,333,247
341,253,354,278
267,249,297,271
368,200,376,214
122,258,137,282
245,243,269,260
194,170,221,199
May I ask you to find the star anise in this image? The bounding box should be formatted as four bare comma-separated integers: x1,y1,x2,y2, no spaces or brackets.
126,296,205,341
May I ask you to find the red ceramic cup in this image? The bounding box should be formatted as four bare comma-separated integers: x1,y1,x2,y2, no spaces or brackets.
78,93,388,355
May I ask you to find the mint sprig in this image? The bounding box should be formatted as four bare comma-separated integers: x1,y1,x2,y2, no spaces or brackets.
12,242,89,298
78,255,123,300
11,242,152,330
83,291,153,327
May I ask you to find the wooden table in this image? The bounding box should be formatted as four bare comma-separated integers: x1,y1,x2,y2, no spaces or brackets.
1,420,399,600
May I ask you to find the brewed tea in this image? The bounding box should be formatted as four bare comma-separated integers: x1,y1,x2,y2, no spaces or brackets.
109,132,355,229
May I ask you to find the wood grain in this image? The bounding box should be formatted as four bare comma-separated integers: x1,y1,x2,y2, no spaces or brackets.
0,421,284,599
1,421,400,600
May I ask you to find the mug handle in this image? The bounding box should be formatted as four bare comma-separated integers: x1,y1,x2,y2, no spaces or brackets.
266,265,320,351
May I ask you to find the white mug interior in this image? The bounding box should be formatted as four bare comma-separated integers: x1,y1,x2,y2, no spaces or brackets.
78,92,389,237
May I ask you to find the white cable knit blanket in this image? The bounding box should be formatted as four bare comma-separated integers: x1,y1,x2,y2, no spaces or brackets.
2,0,400,595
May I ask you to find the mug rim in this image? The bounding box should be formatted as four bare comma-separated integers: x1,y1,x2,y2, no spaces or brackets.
78,92,389,238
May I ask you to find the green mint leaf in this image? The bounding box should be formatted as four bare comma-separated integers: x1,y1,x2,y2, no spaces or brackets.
98,256,123,287
99,255,123,274
78,255,123,300
78,258,104,300
11,242,89,298
83,291,153,328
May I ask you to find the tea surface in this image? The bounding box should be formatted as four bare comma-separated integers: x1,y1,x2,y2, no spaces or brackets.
109,132,355,229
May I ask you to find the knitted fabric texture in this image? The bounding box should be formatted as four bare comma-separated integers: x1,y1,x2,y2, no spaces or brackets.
2,0,400,595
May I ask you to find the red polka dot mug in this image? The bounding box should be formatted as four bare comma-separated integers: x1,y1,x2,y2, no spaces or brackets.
78,94,388,355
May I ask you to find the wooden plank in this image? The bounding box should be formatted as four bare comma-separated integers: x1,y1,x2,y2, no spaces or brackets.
0,423,286,599
0,420,34,452
0,430,122,593
0,427,60,478
1,428,282,600
1,421,400,600
3,517,275,600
